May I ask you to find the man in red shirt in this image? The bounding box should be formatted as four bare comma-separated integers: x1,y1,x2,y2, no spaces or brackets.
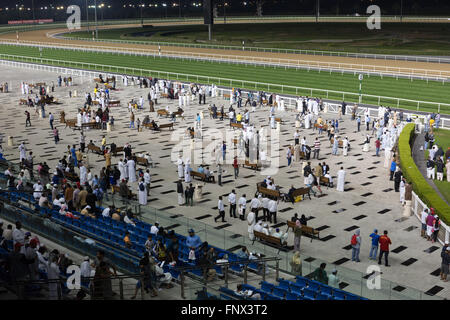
375,139,381,157
233,156,239,179
378,230,392,267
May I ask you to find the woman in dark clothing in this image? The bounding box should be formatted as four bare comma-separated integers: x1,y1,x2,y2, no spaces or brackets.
300,214,308,226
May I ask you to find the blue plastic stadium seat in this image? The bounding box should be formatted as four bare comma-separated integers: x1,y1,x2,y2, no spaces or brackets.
272,287,287,299
286,292,300,300
296,276,309,288
265,294,281,301
241,284,256,291
278,279,291,291
291,283,305,295
260,281,274,294
307,280,321,292
316,293,329,300
303,288,317,300
220,293,234,300
346,293,360,300
333,290,346,300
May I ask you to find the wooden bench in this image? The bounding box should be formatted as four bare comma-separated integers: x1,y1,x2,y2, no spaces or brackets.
111,146,124,156
286,221,320,242
242,160,261,171
330,138,350,150
65,119,77,129
19,99,28,105
223,93,231,100
160,93,169,99
87,144,103,155
159,123,174,131
190,170,206,181
256,183,281,200
268,117,283,123
252,231,287,253
291,187,311,201
64,172,79,182
230,122,243,130
136,157,149,167
108,100,121,107
319,176,331,188
157,109,169,117
112,185,137,200
81,122,101,130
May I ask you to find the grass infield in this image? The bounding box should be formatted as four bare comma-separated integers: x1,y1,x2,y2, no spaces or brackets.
0,44,449,114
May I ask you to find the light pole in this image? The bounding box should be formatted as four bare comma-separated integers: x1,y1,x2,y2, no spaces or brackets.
31,0,36,24
224,1,226,24
400,0,403,22
94,0,98,39
316,0,320,23
179,0,182,18
86,0,90,32
358,74,363,103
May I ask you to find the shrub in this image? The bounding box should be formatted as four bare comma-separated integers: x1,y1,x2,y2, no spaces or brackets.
398,123,450,224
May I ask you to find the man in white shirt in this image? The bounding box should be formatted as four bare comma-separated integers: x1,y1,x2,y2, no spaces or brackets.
12,221,25,246
124,214,136,227
228,190,237,218
150,222,159,235
261,197,270,222
238,194,247,221
268,199,278,224
33,181,44,201
102,206,113,218
250,195,261,220
420,209,429,238
80,256,91,281
214,196,226,223
144,169,151,196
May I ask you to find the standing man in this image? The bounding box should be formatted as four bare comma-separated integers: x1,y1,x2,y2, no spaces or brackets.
375,138,381,157
214,196,226,223
268,198,278,224
49,112,54,130
217,163,223,186
228,190,237,218
233,156,239,179
389,159,397,181
144,169,151,197
336,167,345,192
313,138,320,160
238,194,247,221
19,142,27,162
378,230,392,267
24,111,31,127
80,132,86,153
369,229,380,261
351,229,361,263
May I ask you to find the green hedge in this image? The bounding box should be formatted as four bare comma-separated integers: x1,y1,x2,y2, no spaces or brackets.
398,123,450,225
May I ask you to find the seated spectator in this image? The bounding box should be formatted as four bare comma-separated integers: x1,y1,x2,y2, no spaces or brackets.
145,235,155,255
155,239,167,262
253,221,263,233
155,262,174,288
3,224,13,241
197,165,204,174
111,210,121,221
236,246,250,260
124,211,136,226
234,284,261,300
102,205,114,218
272,228,288,244
123,232,132,248
81,205,96,219
150,222,159,235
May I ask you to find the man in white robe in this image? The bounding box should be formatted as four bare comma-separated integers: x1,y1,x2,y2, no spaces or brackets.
138,179,147,205
177,156,184,179
336,167,345,192
342,137,349,156
399,179,406,204
118,159,126,181
19,142,27,162
247,210,256,241
79,164,87,185
127,158,136,183
184,159,191,183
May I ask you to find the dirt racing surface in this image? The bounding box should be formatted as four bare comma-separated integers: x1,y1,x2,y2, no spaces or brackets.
2,20,450,74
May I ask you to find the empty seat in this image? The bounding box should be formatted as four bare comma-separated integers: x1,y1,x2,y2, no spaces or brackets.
260,281,274,294
286,292,300,300
316,293,329,300
303,288,316,300
307,280,321,292
333,290,346,300
346,294,360,300
278,279,291,291
320,286,333,297
296,276,309,288
272,287,287,299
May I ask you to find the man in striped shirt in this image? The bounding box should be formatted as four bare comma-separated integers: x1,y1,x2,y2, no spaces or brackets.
313,137,321,159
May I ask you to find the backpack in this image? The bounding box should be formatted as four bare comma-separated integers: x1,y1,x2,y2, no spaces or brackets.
139,183,145,192
351,234,358,245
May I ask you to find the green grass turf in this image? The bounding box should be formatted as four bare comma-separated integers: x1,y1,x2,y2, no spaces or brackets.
0,44,449,114
425,128,450,203
64,23,450,56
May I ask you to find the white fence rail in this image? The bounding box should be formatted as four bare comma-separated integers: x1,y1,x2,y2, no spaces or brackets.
1,53,450,115
4,39,450,81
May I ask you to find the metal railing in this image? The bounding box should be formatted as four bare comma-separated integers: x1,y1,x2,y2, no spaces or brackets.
3,39,450,81
0,55,449,115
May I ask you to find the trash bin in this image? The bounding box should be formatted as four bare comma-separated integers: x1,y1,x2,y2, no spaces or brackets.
107,122,112,132
7,136,13,147
403,200,412,217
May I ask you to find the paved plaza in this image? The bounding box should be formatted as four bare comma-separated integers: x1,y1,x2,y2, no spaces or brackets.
0,65,448,299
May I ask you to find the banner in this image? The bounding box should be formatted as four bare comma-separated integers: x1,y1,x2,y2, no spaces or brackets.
8,19,54,25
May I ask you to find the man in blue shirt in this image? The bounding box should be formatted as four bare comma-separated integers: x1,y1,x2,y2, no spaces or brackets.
197,165,204,174
369,229,380,260
186,229,202,250
236,246,249,260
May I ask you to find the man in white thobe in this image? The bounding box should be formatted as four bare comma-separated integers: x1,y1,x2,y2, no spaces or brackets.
247,210,256,241
336,167,345,192
79,164,87,185
118,159,127,181
342,138,349,156
399,179,406,204
184,159,191,183
127,158,136,183
19,142,26,162
138,179,147,205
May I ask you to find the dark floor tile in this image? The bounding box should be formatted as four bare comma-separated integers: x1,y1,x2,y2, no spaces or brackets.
332,208,347,213
339,282,349,290
430,268,441,277
393,285,406,292
332,258,350,265
236,184,249,189
328,201,339,205
214,223,232,230
403,226,418,232
159,205,176,211
425,286,444,296
361,192,373,197
344,225,359,232
424,246,440,254
230,234,243,239
392,246,407,254
347,166,356,170
367,175,378,179
271,222,287,228
382,188,393,192
165,223,181,230
353,215,367,220
160,190,175,194
315,225,330,231
226,245,244,252
195,214,212,220
344,188,354,192
342,244,353,250
320,235,336,242
378,209,391,214
394,217,408,222
351,171,361,175
353,201,366,206
304,257,316,263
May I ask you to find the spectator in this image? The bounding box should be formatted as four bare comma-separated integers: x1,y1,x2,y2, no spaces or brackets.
236,246,249,260
186,229,202,250
328,269,340,288
351,229,361,263
312,263,328,284
378,230,392,267
369,229,380,261
290,251,302,276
